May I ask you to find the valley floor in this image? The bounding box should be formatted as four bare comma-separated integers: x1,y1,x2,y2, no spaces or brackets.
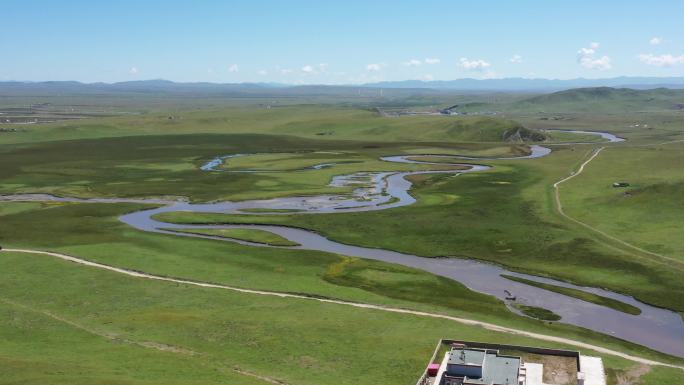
1,104,683,384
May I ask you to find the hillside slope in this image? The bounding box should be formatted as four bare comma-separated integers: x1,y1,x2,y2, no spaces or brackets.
273,111,546,142
512,87,684,113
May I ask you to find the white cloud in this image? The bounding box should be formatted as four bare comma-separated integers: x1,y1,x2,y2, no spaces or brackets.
458,57,491,70
300,63,328,74
129,67,139,75
228,64,239,73
579,56,612,70
366,63,385,71
577,47,596,56
577,42,600,58
280,68,293,74
257,70,268,76
577,43,611,70
649,37,662,45
421,74,434,81
509,54,523,63
639,53,684,67
403,58,440,66
403,59,422,67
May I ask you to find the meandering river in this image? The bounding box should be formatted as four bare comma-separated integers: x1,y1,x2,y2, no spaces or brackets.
3,129,683,357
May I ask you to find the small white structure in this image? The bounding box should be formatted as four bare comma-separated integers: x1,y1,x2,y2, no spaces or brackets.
520,362,544,385
578,356,606,385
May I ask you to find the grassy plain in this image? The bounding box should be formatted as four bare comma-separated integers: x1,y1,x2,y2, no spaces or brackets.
0,202,681,367
0,96,683,383
167,227,300,246
456,87,684,114
0,133,492,202
0,105,533,145
559,142,684,260
155,145,684,314
511,304,562,321
0,296,256,385
4,248,682,385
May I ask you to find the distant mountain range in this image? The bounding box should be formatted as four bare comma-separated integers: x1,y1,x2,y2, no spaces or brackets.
0,80,432,97
1,77,684,97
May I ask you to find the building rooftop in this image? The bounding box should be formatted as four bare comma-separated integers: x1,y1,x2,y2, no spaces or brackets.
447,348,486,366
446,347,521,385
479,351,520,385
418,340,603,385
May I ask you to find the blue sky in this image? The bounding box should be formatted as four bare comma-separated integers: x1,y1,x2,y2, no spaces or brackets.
3,0,684,83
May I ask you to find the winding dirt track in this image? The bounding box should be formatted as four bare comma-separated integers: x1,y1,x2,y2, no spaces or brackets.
553,147,683,267
3,248,682,371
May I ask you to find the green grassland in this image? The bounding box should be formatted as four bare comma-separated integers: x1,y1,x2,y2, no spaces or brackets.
517,110,684,145
463,87,684,148
0,297,257,385
403,144,531,162
238,208,304,213
0,202,681,368
0,204,682,384
560,142,684,260
155,145,684,314
0,133,508,202
0,96,683,383
3,248,682,385
514,88,684,113
392,143,534,156
512,304,562,321
217,152,357,171
166,228,300,246
0,105,539,145
501,274,641,315
0,201,558,327
455,87,684,114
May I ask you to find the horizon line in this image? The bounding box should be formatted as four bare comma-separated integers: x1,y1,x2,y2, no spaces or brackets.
3,75,684,87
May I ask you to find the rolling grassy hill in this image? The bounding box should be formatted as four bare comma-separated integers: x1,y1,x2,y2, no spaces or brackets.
455,87,684,114
0,105,546,145
514,87,684,113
